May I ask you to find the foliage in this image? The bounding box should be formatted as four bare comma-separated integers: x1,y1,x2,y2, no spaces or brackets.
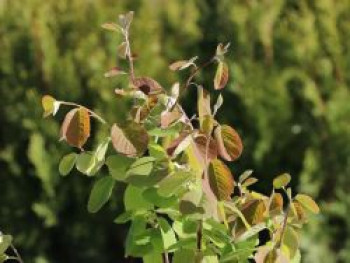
41,12,319,263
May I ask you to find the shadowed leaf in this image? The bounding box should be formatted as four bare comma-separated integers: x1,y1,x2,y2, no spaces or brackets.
59,153,78,176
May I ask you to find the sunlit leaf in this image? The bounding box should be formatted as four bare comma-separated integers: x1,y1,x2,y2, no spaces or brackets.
173,249,196,263
242,177,258,187
0,235,12,254
158,217,177,251
215,125,243,162
157,171,193,197
127,157,155,176
295,194,320,214
169,56,198,71
76,152,103,176
273,173,291,189
87,176,115,213
111,122,149,157
114,211,133,224
58,153,77,176
42,95,60,117
193,134,218,162
143,251,162,263
208,159,234,201
269,192,283,215
60,107,90,149
283,226,299,258
214,61,229,90
216,43,230,58
213,94,223,115
239,170,253,183
242,200,266,225
104,67,127,77
167,132,193,157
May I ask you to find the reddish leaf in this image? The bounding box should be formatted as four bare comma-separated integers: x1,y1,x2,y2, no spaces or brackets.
197,86,211,128
60,107,91,149
193,134,218,162
161,110,182,128
215,125,243,162
111,122,149,157
132,77,163,95
214,61,229,90
242,200,266,225
208,159,234,201
166,132,192,156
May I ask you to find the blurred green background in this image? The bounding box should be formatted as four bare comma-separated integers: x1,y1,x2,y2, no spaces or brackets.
0,0,349,262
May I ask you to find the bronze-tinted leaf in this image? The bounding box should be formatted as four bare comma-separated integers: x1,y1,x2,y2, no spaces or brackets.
208,159,234,201
242,200,266,225
295,194,320,214
194,134,218,162
215,125,243,162
291,201,306,221
214,61,229,90
161,110,182,128
169,56,198,71
269,192,283,215
166,131,192,156
132,77,163,95
111,122,149,157
60,107,91,149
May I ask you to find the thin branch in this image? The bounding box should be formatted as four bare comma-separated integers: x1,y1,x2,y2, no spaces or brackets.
277,202,290,248
123,30,135,81
10,244,24,263
59,101,107,124
162,252,170,263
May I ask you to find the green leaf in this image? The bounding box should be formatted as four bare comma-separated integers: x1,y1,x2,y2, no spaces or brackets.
172,249,195,263
208,159,234,201
87,176,115,213
148,143,168,160
273,173,291,189
283,226,299,258
114,211,133,224
143,251,162,263
106,154,134,181
157,171,193,197
95,138,110,162
295,194,320,214
127,157,155,176
0,235,12,254
76,152,103,176
58,153,77,176
143,188,177,208
124,185,153,211
158,217,177,251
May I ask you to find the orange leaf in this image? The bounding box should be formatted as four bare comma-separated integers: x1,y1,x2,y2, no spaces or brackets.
215,125,243,161
208,159,234,201
60,107,90,149
214,61,229,90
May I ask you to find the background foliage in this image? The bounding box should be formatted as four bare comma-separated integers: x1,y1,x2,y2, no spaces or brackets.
0,0,349,262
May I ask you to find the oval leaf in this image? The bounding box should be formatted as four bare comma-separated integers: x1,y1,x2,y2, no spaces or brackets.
87,176,115,213
215,125,243,162
111,122,149,157
42,95,59,117
60,107,91,149
295,194,320,214
59,153,78,176
214,61,229,90
273,173,291,189
132,77,163,95
208,159,234,201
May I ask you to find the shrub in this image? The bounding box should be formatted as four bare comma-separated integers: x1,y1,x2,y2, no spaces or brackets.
36,12,319,263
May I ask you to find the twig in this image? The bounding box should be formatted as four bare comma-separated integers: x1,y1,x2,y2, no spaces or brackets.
123,30,135,81
162,252,170,263
59,101,107,124
276,202,290,248
10,244,24,263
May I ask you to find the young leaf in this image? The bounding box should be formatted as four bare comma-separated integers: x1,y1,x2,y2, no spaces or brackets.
213,94,223,115
242,177,258,188
60,107,91,149
87,176,115,213
216,43,230,58
119,11,134,30
214,125,243,162
273,173,291,189
114,211,133,224
104,67,127,77
76,152,103,176
169,56,198,71
127,157,155,176
295,194,320,214
197,86,212,128
111,122,149,157
101,22,119,32
208,159,234,201
239,170,253,183
117,42,127,58
166,132,193,157
58,152,78,176
193,134,218,162
42,95,59,117
158,217,177,251
106,154,134,181
214,61,229,90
